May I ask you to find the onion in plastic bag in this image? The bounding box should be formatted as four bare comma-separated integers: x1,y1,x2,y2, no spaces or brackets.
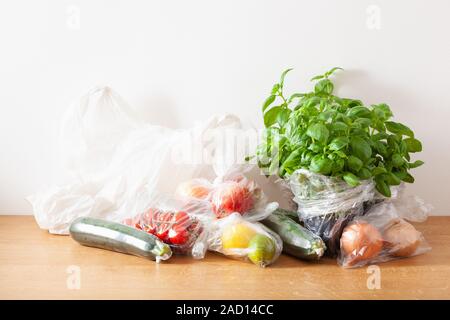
338,201,431,268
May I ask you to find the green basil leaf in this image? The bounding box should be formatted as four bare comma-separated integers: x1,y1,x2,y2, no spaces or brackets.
308,143,322,153
264,106,283,127
372,166,387,176
301,151,313,165
332,158,345,173
276,108,291,127
309,156,332,175
350,136,372,161
303,96,321,108
358,168,372,180
343,172,360,187
372,103,393,120
329,136,349,151
318,110,337,121
393,169,407,180
402,173,415,183
385,172,402,186
347,155,363,172
408,160,424,168
391,153,405,167
279,149,301,176
310,74,325,81
347,106,371,118
372,132,389,141
335,150,348,158
324,67,343,77
262,95,276,112
375,177,391,197
374,141,388,157
271,83,280,95
314,79,334,95
353,118,372,128
404,138,422,152
340,98,363,108
330,121,348,132
399,139,407,155
385,121,414,137
279,68,293,88
287,93,305,103
306,123,329,144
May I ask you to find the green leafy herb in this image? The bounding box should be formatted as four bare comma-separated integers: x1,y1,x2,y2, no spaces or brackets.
252,67,424,197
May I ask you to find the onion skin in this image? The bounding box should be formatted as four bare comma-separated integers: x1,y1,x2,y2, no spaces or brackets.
383,219,421,257
341,221,383,266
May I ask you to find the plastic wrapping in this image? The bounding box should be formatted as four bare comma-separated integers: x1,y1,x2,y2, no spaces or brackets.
176,172,278,223
207,213,283,267
28,86,248,234
338,201,431,268
123,196,209,259
287,169,376,256
287,169,431,258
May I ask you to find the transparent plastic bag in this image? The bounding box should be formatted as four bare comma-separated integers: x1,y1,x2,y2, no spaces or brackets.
122,195,209,259
59,86,141,182
286,169,431,257
338,201,431,268
207,213,283,267
287,169,376,256
28,85,247,234
176,172,278,223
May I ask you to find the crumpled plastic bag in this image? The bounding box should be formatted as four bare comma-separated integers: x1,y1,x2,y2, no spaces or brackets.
123,194,210,259
175,171,278,223
286,168,432,257
28,86,257,234
206,213,283,267
338,201,431,268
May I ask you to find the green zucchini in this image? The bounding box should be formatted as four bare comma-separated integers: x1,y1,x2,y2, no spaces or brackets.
272,208,300,222
263,209,326,260
69,217,172,262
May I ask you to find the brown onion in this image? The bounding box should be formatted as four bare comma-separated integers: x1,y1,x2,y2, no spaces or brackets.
341,221,383,266
383,218,421,257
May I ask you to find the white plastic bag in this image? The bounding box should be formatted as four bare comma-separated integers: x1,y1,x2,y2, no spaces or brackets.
28,86,252,234
59,86,141,181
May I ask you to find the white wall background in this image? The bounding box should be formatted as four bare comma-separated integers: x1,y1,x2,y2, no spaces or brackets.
0,0,449,215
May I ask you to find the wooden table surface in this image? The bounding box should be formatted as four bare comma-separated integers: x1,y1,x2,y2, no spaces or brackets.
1,216,449,300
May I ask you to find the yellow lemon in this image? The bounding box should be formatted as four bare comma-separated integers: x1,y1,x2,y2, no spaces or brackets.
221,223,256,249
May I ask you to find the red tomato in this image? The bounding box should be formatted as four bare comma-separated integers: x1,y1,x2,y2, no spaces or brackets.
154,212,173,241
168,225,189,245
211,183,254,218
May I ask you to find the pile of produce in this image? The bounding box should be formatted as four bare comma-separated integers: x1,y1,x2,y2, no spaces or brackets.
250,67,429,266
68,67,430,269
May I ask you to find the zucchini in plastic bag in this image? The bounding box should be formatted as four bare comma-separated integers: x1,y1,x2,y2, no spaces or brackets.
263,209,326,260
69,217,172,262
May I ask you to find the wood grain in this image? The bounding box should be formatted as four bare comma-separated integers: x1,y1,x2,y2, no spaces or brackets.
0,216,449,300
